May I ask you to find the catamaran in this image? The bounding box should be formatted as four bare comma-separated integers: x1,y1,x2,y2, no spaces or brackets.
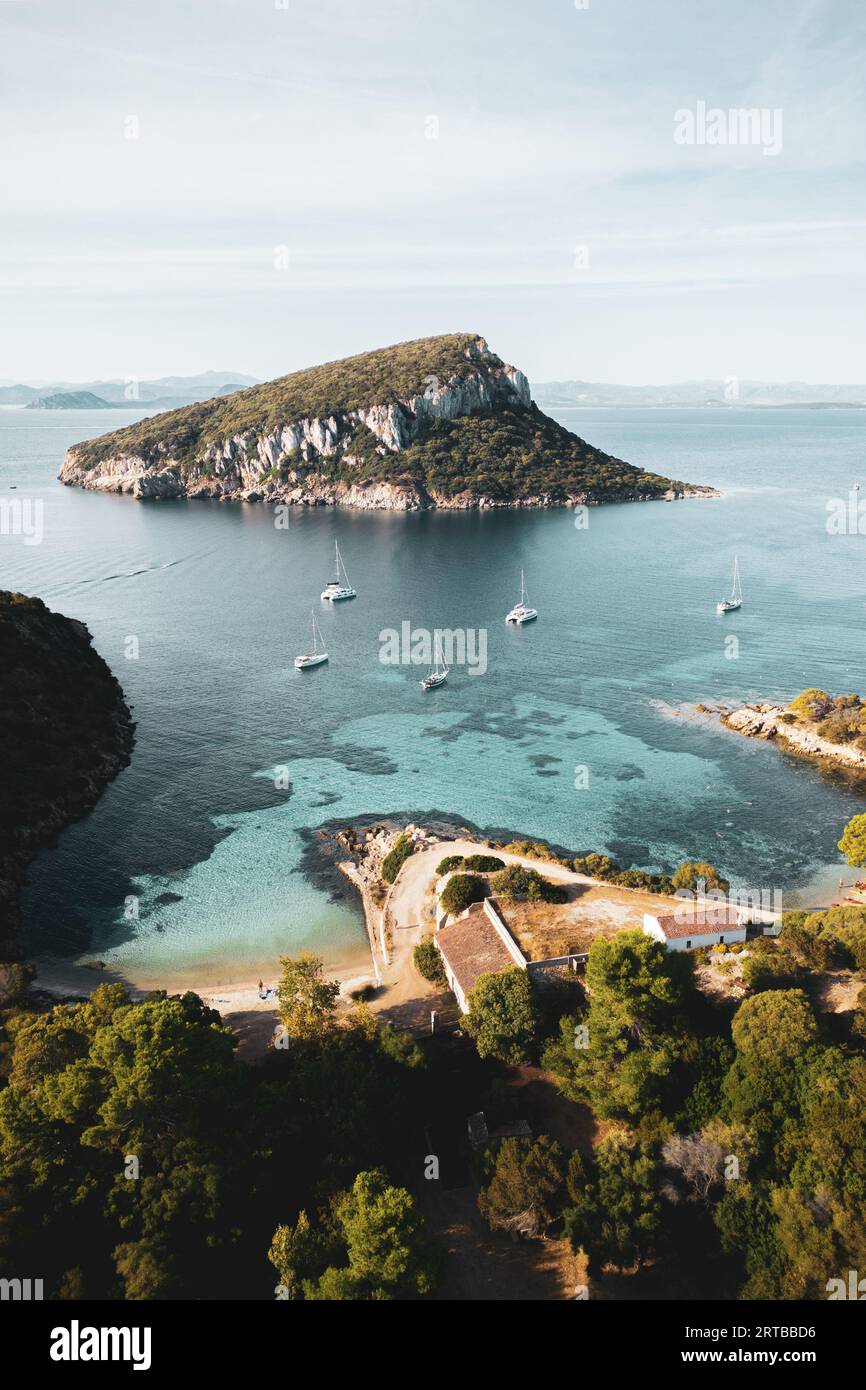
294,610,329,669
506,569,538,624
716,556,743,614
320,541,356,602
420,632,449,690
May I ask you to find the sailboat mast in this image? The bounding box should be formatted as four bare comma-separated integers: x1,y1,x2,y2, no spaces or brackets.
335,540,349,586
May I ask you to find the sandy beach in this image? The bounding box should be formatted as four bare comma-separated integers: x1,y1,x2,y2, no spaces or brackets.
31,951,390,1058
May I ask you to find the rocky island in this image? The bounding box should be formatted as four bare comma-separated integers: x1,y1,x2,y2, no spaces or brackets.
27,390,113,410
60,334,715,510
0,593,135,1002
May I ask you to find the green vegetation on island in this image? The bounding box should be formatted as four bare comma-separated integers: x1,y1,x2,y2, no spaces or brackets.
788,688,866,748
372,404,680,502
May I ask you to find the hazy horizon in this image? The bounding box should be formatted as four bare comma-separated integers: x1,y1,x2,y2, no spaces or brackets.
2,0,863,383
4,359,866,392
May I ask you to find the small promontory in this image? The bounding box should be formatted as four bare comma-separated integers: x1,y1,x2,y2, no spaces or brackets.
60,334,715,510
723,690,866,772
0,593,135,1000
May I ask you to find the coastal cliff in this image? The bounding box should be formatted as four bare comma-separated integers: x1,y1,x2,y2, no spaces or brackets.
723,701,866,771
0,593,135,1000
60,334,714,510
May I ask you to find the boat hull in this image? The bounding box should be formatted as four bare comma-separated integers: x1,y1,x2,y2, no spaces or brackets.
506,609,538,624
716,601,742,614
294,653,329,669
321,588,356,602
420,674,448,690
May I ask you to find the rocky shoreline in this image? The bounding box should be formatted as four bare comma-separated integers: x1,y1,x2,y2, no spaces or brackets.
58,468,714,511
720,701,866,772
326,821,449,964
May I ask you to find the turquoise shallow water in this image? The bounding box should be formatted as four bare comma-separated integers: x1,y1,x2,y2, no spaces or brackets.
2,403,866,981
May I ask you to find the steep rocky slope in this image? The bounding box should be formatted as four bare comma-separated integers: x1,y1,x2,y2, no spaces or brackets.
0,593,135,1001
60,334,713,509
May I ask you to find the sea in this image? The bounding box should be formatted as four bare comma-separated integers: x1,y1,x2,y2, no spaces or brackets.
2,402,866,985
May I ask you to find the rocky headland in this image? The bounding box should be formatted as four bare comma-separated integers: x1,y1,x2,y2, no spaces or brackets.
0,593,135,1003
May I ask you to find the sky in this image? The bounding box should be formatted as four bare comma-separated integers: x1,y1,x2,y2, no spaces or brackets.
1,0,864,384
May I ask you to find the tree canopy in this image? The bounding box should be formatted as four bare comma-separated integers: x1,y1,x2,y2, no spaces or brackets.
276,952,340,1039
440,872,487,915
0,967,432,1301
271,1169,441,1301
464,968,540,1064
839,814,866,868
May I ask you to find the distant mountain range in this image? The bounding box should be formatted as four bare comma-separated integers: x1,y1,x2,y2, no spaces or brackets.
531,380,866,408
8,371,865,413
1,371,258,410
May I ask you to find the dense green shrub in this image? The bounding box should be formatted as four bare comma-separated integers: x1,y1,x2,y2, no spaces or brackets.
435,855,464,875
573,853,620,879
572,853,676,895
782,904,866,972
788,688,866,743
740,950,802,991
440,873,487,915
788,688,833,719
463,854,505,872
671,861,730,894
611,868,675,894
381,834,414,884
490,864,567,904
413,939,447,986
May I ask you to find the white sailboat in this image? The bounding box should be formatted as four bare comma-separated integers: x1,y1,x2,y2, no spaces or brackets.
716,556,743,614
420,632,449,690
506,569,538,624
294,610,329,669
320,540,356,602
